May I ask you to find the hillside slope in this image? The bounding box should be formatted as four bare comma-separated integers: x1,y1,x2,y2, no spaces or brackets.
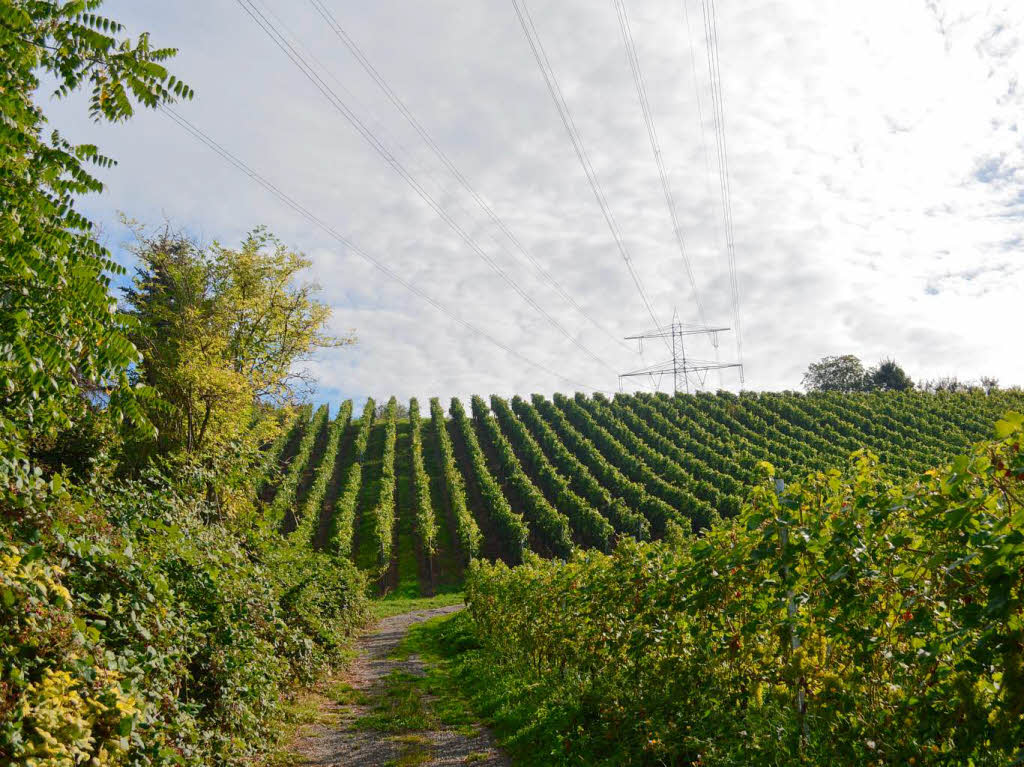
261,389,1023,588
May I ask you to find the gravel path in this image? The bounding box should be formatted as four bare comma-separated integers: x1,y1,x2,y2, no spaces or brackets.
288,604,509,766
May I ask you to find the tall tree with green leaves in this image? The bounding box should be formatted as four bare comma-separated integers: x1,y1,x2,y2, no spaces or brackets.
123,227,352,456
801,354,868,393
0,1,192,456
867,358,914,391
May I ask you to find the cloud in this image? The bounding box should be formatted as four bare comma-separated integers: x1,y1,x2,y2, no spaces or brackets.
42,0,1024,410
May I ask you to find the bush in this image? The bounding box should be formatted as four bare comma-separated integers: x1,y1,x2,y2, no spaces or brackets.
465,413,1024,766
0,456,368,765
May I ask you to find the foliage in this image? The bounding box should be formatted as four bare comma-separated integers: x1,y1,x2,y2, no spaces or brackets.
256,404,308,500
577,393,721,527
269,404,328,528
327,399,374,558
542,393,683,535
464,416,1024,766
0,459,368,766
490,395,613,551
470,396,574,559
0,0,191,448
429,398,480,563
804,356,915,394
376,401,409,420
369,397,398,567
449,398,528,565
293,401,352,543
123,227,350,457
409,399,438,557
801,354,869,392
868,358,914,391
920,376,1003,394
0,5,371,765
509,395,649,541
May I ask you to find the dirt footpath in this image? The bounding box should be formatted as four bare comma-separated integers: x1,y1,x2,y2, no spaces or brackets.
288,604,509,766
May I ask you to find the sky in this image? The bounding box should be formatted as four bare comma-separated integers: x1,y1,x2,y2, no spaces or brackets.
44,0,1024,410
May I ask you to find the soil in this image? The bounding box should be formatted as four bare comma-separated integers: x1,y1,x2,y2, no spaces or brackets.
287,605,509,766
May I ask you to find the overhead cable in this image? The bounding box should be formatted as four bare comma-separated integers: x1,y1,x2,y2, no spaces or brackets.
511,0,670,353
698,0,744,379
236,0,619,375
308,0,633,353
611,0,707,327
160,104,612,394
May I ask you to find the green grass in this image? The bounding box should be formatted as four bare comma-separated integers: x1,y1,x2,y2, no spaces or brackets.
265,603,488,767
370,591,465,620
379,613,481,733
355,669,437,732
325,679,370,706
382,734,432,766
262,675,354,766
392,608,608,766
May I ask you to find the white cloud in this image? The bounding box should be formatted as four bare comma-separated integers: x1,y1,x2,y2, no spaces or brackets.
44,0,1024,410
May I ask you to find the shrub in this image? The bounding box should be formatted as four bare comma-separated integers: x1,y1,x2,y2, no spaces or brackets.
466,413,1024,766
0,456,368,765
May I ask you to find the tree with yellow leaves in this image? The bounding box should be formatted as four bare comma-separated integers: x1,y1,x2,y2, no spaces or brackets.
123,225,352,457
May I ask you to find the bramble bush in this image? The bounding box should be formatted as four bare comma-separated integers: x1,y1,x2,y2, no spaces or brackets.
1,453,368,765
1,2,366,762
465,414,1024,766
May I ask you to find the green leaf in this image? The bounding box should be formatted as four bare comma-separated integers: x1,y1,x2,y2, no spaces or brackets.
944,505,974,529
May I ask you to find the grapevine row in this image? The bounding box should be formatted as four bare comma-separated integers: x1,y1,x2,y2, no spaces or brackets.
588,393,742,518
259,391,1024,570
510,396,650,540
530,394,678,536
449,397,528,564
553,393,713,531
269,404,328,528
470,395,574,558
292,400,352,543
408,398,438,557
328,398,374,558
256,403,309,500
491,395,614,551
368,397,398,566
429,397,481,562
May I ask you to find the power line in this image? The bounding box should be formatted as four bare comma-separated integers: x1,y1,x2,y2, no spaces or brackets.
681,0,727,388
159,104,612,394
250,0,447,195
307,0,632,354
611,0,707,327
255,0,615,354
680,0,723,289
698,0,744,381
511,0,671,354
235,0,619,375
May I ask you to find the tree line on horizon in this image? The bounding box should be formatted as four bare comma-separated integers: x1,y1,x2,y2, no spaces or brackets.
802,354,1006,395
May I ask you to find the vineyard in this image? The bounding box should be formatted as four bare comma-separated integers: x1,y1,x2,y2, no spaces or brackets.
258,389,1024,590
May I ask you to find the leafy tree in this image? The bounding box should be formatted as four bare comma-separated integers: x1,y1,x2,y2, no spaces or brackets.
0,10,373,764
0,1,191,452
867,358,913,391
801,354,868,392
123,226,352,456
